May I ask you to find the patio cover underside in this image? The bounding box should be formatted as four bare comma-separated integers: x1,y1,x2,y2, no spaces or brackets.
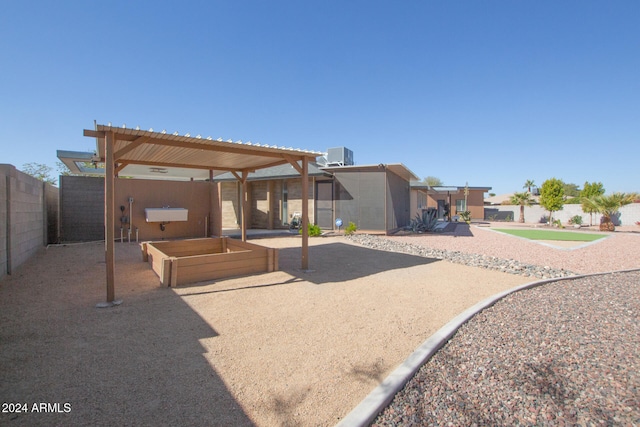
85,124,320,303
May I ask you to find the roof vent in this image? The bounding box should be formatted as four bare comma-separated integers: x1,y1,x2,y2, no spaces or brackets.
326,147,354,166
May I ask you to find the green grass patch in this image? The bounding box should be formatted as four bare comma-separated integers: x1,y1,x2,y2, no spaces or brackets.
493,228,605,242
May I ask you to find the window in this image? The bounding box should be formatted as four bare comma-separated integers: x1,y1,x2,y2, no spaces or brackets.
455,199,467,213
417,192,427,209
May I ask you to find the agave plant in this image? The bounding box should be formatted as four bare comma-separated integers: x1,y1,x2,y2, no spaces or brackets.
408,209,439,233
581,192,637,231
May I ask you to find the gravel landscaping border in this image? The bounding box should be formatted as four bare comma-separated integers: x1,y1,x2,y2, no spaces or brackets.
341,232,639,426
370,269,640,426
338,269,640,426
346,234,577,279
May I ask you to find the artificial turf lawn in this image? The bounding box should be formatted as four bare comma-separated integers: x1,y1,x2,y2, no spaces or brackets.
493,228,606,242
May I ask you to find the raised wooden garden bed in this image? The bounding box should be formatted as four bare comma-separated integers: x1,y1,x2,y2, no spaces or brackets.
140,237,278,287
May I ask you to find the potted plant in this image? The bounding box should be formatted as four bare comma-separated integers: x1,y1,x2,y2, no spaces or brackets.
459,211,471,224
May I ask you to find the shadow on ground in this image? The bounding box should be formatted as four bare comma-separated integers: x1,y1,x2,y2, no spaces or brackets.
278,242,440,285
0,243,254,426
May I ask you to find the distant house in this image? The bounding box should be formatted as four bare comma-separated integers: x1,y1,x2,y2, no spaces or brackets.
58,145,484,235
214,154,418,234
411,184,492,221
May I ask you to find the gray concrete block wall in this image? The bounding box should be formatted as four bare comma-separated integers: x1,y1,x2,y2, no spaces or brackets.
0,169,7,277
59,175,105,242
0,164,55,278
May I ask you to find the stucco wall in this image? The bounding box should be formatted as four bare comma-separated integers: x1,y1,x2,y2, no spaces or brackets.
59,176,218,242
220,182,241,229
114,179,215,241
0,164,58,277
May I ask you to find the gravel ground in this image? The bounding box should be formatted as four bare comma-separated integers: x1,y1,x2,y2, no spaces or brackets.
0,236,529,426
344,225,640,426
373,271,640,426
380,224,640,275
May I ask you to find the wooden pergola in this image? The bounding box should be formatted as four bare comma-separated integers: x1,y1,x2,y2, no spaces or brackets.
84,124,321,304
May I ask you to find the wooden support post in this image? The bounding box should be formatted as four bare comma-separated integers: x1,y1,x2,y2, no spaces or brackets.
105,130,116,302
141,242,148,262
267,180,274,230
241,170,249,242
301,157,309,270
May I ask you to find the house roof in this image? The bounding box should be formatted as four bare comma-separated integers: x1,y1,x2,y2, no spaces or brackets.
322,164,419,182
410,183,492,192
78,124,323,180
213,162,419,183
213,161,330,182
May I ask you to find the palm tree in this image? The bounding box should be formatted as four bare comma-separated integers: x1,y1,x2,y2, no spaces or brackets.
581,192,637,231
510,192,535,223
523,179,535,194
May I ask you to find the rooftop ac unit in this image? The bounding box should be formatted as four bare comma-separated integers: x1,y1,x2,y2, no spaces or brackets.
326,147,354,166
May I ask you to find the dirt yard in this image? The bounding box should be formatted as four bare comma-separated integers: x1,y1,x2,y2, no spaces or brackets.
0,234,535,426
5,225,639,426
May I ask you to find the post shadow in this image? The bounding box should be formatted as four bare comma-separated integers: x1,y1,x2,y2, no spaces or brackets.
0,242,255,426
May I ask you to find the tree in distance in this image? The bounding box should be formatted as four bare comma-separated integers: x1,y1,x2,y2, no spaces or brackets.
539,178,565,224
510,191,535,223
423,176,443,186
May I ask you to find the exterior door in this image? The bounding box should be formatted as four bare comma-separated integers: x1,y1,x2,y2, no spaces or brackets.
315,181,334,229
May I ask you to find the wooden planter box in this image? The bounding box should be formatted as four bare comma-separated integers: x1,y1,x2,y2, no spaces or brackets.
140,237,278,287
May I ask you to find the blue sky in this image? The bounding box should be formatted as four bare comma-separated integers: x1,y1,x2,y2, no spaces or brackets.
1,1,638,195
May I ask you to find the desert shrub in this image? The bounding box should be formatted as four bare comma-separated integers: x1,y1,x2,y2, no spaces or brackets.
345,221,357,235
299,223,322,237
568,215,583,225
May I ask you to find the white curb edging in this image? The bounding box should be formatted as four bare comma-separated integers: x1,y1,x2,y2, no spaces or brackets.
336,268,640,427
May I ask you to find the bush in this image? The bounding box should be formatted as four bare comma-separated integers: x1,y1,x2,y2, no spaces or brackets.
568,215,583,225
299,222,323,237
345,221,357,235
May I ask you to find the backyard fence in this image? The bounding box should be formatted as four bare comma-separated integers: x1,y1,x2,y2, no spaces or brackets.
1,164,59,278
484,203,640,226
